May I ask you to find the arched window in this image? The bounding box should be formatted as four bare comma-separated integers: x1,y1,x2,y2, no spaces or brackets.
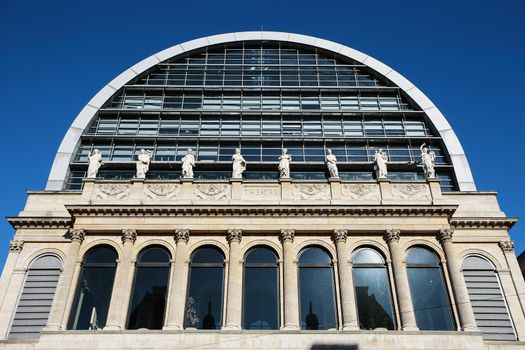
243,246,279,329
406,246,455,330
184,246,225,329
68,245,118,330
298,246,337,330
127,246,171,329
8,255,62,339
462,255,516,340
352,247,395,330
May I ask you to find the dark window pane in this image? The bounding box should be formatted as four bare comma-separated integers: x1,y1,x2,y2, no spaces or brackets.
84,246,118,264
243,267,279,329
299,247,332,265
298,267,336,330
245,247,278,264
139,247,171,263
191,247,225,264
185,266,224,329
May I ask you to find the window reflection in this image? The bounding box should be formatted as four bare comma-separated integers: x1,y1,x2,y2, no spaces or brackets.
406,247,455,331
127,246,171,330
298,247,337,330
243,246,279,330
68,246,117,330
185,247,225,329
352,248,395,330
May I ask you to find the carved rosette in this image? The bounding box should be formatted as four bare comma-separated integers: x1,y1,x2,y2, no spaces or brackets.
436,228,454,244
194,184,230,200
341,183,380,200
391,183,431,200
174,229,190,244
292,184,330,200
144,183,180,200
95,183,130,200
121,229,137,244
68,229,85,244
227,229,242,244
279,229,295,243
383,229,400,243
499,240,515,253
9,240,24,252
332,229,348,244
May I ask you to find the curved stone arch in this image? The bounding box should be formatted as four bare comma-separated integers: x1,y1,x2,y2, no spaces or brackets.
23,249,66,270
46,31,476,192
349,240,390,262
240,239,283,261
134,238,175,260
402,239,446,263
296,239,337,261
78,239,122,260
185,239,228,261
459,250,502,270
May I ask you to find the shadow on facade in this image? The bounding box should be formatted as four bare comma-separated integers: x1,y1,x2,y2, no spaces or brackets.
311,345,358,350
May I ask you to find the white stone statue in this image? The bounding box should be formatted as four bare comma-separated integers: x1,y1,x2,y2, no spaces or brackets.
231,148,246,179
87,149,103,178
420,143,436,178
181,148,196,179
373,148,388,179
278,148,292,179
325,149,339,178
135,149,152,179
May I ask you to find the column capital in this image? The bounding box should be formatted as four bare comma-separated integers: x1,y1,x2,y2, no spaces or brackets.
499,240,515,253
383,228,400,243
279,229,295,243
67,228,85,243
227,229,242,244
121,229,137,244
9,240,24,252
437,228,454,244
174,229,190,244
331,229,348,243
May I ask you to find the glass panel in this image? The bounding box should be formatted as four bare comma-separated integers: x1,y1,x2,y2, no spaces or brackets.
185,267,224,329
353,248,384,264
243,267,279,329
139,247,171,263
191,247,224,264
84,246,118,264
299,247,332,265
299,267,336,330
245,247,278,264
406,247,439,265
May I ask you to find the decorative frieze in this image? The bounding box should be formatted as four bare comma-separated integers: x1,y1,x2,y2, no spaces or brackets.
292,184,330,200
194,184,230,200
68,229,85,243
341,183,380,200
499,240,515,253
121,229,137,244
174,229,190,244
9,240,24,252
144,183,180,200
242,186,280,200
95,183,130,200
436,228,454,244
383,228,400,243
391,183,431,200
332,229,348,243
279,229,295,243
227,229,242,244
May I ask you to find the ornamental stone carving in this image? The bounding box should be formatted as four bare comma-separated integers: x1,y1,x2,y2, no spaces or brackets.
499,240,515,253
194,184,230,200
9,240,24,252
420,143,436,179
279,229,295,243
136,149,152,179
373,149,388,179
87,149,103,178
292,184,330,200
383,229,400,243
144,183,181,200
278,149,292,179
95,183,130,200
332,229,348,243
341,183,380,200
181,149,196,179
121,229,137,244
68,228,85,243
231,148,246,179
325,149,339,178
391,183,431,200
175,229,190,244
227,229,242,244
436,228,454,244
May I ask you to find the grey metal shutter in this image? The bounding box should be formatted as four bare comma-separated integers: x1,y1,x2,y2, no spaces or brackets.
8,255,62,340
462,256,516,341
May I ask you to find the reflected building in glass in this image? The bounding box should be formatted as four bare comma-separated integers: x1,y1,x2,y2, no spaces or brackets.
0,32,523,350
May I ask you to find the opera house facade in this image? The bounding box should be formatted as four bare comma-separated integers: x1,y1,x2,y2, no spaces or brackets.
0,32,523,350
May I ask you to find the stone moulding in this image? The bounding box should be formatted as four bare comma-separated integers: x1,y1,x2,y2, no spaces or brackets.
7,216,73,229
144,183,181,200
95,183,131,200
292,183,330,200
450,217,518,229
391,183,431,200
194,183,230,200
341,183,380,200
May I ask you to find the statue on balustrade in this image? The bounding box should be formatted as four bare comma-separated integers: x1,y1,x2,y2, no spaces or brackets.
87,149,103,178
136,149,152,178
278,148,292,179
181,148,196,179
231,148,246,179
420,143,436,178
325,149,339,178
374,148,388,179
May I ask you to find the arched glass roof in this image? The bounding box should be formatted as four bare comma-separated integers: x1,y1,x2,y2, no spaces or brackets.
46,32,475,191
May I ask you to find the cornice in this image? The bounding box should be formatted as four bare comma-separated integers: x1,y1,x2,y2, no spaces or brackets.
450,217,517,230
7,216,73,229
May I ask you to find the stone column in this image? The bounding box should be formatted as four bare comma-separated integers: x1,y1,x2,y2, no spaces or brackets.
280,229,300,330
104,229,137,330
45,229,85,331
163,229,190,330
383,229,418,331
223,229,242,330
332,229,358,330
436,229,477,331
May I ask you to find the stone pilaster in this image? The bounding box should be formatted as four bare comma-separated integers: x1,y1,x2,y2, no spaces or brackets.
223,229,242,330
332,229,358,330
45,229,85,331
436,229,477,332
280,229,299,330
163,229,190,330
383,229,418,331
104,229,137,330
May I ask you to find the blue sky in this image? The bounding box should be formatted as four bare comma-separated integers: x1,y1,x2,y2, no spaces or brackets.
0,0,524,268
